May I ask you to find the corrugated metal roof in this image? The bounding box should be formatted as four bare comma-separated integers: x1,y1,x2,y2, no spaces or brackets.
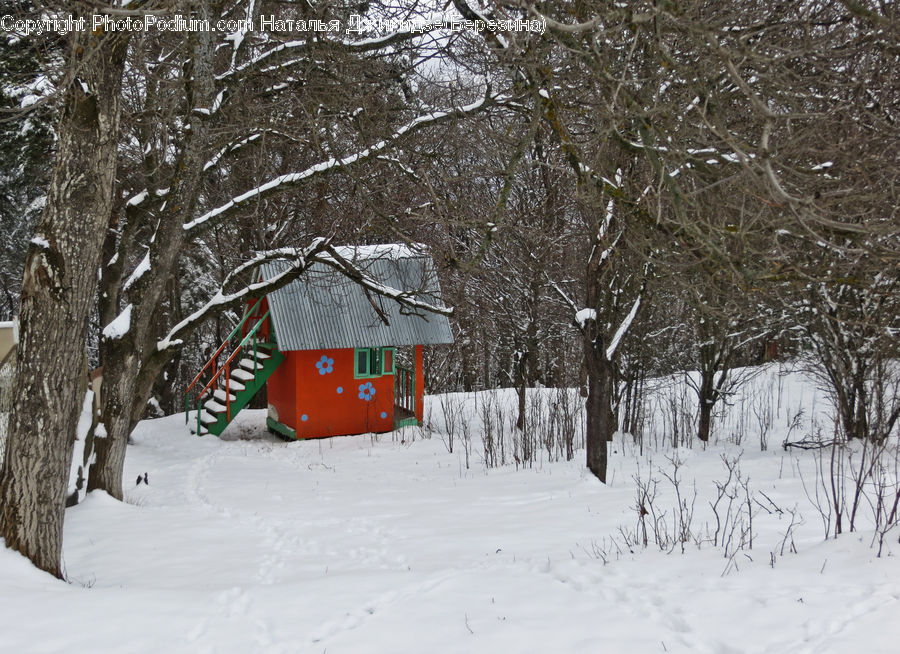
260,246,454,351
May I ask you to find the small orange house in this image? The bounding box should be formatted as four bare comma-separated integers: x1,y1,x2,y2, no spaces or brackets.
257,244,453,439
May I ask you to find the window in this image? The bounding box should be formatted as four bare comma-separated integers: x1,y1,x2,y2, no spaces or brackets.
354,347,395,378
355,348,375,377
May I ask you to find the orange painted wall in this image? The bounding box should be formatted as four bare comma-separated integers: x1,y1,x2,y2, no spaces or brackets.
267,349,298,429
415,345,424,423
269,348,395,438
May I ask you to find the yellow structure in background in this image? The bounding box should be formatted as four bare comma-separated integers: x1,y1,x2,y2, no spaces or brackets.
0,320,17,455
0,320,16,370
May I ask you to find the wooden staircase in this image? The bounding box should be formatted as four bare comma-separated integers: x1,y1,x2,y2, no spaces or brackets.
185,299,284,436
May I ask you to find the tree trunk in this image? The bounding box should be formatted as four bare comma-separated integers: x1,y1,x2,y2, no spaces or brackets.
515,346,527,431
584,341,614,483
698,397,713,443
696,338,730,444
697,365,715,443
88,345,138,500
149,276,184,415
841,382,869,442
0,28,128,578
89,10,218,498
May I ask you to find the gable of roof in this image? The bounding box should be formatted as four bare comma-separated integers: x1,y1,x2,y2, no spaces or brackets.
260,245,454,351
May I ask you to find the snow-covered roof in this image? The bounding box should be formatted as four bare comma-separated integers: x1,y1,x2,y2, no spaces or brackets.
260,244,453,351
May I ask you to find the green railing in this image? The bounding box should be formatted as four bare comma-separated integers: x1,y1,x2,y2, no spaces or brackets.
184,298,271,434
394,365,415,415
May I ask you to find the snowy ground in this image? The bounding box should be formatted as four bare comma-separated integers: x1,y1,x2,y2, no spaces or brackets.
2,367,900,653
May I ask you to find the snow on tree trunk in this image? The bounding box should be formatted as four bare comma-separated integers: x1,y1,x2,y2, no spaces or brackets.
0,27,128,578
89,13,219,500
89,347,138,500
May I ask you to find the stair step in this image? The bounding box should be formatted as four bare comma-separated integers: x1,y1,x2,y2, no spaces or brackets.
186,411,217,430
224,379,245,391
213,389,236,403
186,343,283,439
199,409,219,425
231,368,255,382
204,399,227,413
239,357,265,371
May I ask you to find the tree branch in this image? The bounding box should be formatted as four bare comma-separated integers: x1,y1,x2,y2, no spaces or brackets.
183,91,501,234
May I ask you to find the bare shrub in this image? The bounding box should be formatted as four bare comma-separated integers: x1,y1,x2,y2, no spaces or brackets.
460,408,472,470
632,464,664,549
750,378,775,451
478,391,497,468
872,443,900,556
799,421,900,547
619,452,782,573
660,454,697,553
708,454,755,559
665,383,696,449
494,395,508,467
438,393,463,454
553,387,583,461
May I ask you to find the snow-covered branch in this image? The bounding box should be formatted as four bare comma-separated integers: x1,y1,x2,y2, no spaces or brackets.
184,92,500,233
604,261,651,361
156,238,331,352
124,187,169,209
220,244,325,289
203,132,262,172
605,293,641,360
215,39,308,82
545,273,579,316
215,28,430,84
319,245,453,317
122,252,150,292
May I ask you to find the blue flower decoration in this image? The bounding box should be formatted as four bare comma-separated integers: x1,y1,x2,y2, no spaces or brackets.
358,382,376,401
315,355,334,375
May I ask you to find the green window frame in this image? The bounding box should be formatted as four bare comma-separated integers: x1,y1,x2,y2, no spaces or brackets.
354,347,395,378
